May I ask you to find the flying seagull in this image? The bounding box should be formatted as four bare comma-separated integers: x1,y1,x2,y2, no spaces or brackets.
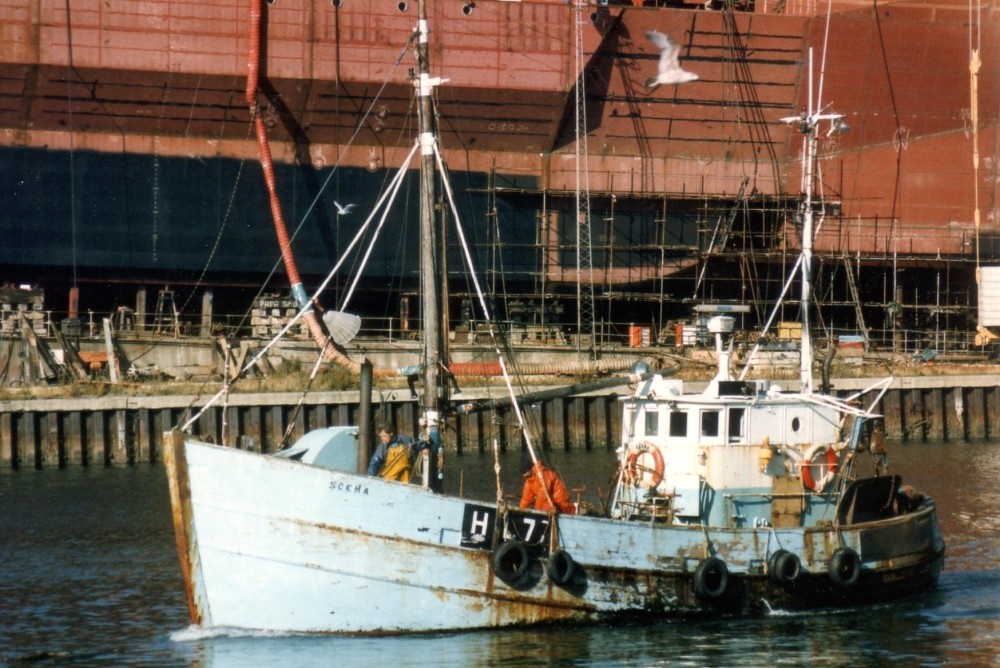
645,31,699,90
334,201,356,216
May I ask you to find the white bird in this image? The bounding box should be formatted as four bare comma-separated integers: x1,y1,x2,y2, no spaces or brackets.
334,201,356,216
645,31,699,90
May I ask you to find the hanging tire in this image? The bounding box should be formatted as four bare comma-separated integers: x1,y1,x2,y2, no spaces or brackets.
768,549,802,586
693,557,729,600
546,549,576,586
493,540,530,585
828,547,861,589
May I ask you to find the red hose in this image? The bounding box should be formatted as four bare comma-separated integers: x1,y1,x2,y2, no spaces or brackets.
246,0,355,369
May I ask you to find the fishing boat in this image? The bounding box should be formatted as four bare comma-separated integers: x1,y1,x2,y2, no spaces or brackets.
163,0,944,634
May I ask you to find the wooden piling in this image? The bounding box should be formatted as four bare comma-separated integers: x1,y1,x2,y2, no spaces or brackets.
0,413,13,470
945,388,967,441
925,389,944,442
967,387,986,439
986,386,1000,440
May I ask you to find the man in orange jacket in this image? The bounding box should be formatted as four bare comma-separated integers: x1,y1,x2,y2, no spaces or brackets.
519,456,576,514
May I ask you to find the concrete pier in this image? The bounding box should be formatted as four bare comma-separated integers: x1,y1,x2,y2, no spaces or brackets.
1,374,998,469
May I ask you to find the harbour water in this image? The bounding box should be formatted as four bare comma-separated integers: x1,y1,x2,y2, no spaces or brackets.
1,440,998,666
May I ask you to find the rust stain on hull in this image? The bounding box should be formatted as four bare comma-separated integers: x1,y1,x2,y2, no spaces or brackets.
162,432,203,626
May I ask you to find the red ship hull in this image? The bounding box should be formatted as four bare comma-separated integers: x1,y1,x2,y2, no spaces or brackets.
0,0,997,318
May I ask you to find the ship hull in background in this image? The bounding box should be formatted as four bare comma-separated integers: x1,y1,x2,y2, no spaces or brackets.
0,0,997,296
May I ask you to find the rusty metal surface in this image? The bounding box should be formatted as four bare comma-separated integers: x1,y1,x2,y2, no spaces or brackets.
162,431,204,626
859,499,941,562
770,475,804,527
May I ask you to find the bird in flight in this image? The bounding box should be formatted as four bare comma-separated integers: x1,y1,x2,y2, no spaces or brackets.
334,201,356,216
645,31,699,90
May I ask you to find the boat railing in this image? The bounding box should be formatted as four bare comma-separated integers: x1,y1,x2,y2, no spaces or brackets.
618,492,678,524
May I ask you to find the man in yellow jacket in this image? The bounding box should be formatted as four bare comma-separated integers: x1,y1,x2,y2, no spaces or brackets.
367,424,415,482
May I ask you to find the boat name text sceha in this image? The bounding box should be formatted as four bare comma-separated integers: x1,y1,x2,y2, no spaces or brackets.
329,480,370,495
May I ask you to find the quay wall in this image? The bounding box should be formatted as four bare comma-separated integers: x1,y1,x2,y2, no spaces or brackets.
1,375,998,469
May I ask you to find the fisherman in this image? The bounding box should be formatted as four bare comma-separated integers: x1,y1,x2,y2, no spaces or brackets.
519,455,576,514
870,422,889,476
367,423,415,482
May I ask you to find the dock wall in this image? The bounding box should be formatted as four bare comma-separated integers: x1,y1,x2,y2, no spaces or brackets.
1,376,997,469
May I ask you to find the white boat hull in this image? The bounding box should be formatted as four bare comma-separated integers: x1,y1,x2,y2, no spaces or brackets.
164,434,944,634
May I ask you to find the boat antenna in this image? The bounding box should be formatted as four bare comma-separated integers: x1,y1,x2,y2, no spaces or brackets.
780,47,849,392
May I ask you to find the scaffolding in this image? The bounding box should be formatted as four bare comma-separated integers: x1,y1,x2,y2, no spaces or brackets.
474,173,983,355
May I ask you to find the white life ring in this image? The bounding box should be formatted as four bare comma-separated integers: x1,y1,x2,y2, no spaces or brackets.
626,441,665,488
801,442,839,492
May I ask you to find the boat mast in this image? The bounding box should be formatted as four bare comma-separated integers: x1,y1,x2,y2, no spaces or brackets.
415,0,445,490
784,47,848,393
799,54,817,393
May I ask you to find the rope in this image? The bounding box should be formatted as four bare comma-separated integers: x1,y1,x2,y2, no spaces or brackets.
279,338,333,449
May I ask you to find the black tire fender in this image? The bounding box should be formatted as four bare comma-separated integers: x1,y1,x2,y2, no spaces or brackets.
768,549,802,585
546,549,576,586
828,546,861,589
493,540,530,584
693,556,729,599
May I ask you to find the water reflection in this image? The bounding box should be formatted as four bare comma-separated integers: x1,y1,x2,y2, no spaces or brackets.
183,603,964,668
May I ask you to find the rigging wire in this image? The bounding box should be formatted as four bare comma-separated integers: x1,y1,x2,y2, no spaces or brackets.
699,6,788,322
871,0,904,254
179,143,425,430
368,94,418,331
970,0,983,323
184,35,414,336
177,123,255,319
265,38,414,279
278,337,333,449
434,144,544,465
573,0,596,355
339,147,419,309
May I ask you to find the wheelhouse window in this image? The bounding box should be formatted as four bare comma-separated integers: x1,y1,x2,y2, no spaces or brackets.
728,407,745,441
701,410,720,438
669,411,688,437
644,409,659,437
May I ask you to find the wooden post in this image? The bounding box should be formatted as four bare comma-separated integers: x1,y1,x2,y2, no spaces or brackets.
0,413,13,470
104,318,120,383
200,290,214,338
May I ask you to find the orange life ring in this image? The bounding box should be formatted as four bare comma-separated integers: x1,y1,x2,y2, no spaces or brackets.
626,442,665,488
801,443,838,492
